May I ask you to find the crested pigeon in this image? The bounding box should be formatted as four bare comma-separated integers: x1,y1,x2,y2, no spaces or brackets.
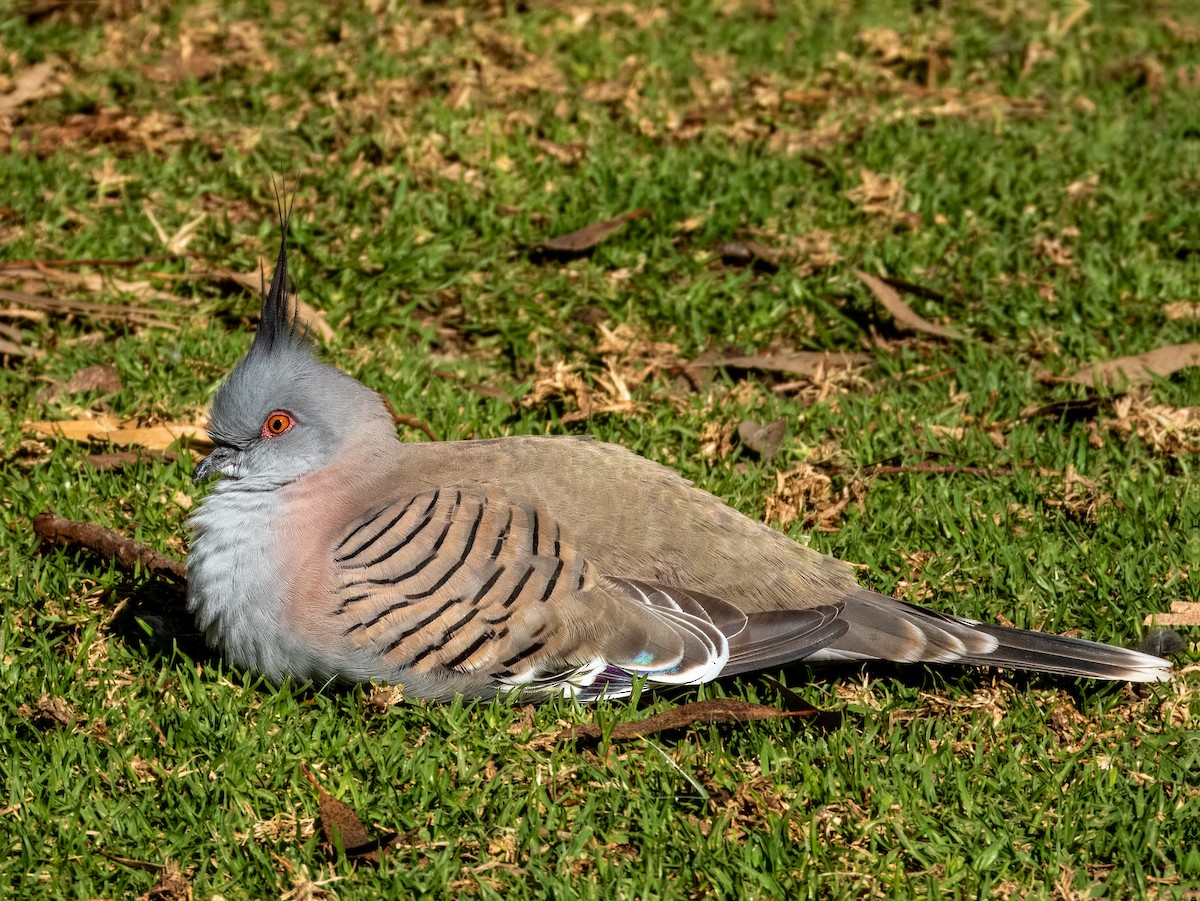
186,218,1173,701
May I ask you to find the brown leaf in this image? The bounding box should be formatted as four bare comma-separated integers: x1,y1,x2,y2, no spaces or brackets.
363,684,404,715
318,787,373,856
699,421,735,462
521,358,641,423
1033,235,1075,270
737,418,787,460
531,139,585,165
144,50,225,83
847,167,915,224
0,335,35,358
1053,343,1200,386
142,858,192,901
736,228,842,277
0,320,30,342
25,416,211,453
1065,173,1100,200
1163,302,1200,321
536,210,651,259
1100,394,1200,456
303,766,395,865
1144,602,1200,628
0,59,65,114
16,694,80,730
62,363,123,395
552,698,813,744
10,107,193,158
854,270,966,341
765,463,832,530
717,239,779,272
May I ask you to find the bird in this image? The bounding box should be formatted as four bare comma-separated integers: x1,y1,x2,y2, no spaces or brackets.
185,214,1173,701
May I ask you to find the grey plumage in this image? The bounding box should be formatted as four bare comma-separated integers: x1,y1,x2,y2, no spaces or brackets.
186,220,1174,700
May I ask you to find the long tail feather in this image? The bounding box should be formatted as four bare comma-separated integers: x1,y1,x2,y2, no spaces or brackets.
946,619,1173,681
820,590,1172,682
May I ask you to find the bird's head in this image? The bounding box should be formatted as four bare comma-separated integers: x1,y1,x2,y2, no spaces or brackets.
194,211,394,486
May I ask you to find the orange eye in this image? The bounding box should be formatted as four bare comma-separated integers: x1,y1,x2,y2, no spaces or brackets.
262,411,295,438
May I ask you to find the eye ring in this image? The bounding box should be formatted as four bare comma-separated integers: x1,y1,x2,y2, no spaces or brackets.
261,411,295,438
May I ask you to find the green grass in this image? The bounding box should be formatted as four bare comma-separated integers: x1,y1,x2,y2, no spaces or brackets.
1,1,1196,898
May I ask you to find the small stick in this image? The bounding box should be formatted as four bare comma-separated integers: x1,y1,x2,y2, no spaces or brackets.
0,254,200,270
379,395,440,442
392,414,440,443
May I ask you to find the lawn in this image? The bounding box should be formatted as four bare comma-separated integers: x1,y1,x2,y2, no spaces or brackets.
0,1,1196,898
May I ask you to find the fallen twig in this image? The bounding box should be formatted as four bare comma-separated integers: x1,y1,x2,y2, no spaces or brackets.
0,254,197,270
32,511,187,591
549,698,817,745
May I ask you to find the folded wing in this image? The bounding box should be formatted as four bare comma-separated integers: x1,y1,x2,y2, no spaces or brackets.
327,486,847,699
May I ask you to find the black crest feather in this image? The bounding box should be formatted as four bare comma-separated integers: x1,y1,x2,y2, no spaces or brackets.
251,182,308,356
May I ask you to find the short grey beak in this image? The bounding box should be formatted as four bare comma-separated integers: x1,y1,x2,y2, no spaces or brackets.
193,446,236,483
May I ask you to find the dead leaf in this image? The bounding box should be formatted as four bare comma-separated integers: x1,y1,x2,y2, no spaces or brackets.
303,766,396,865
854,270,966,341
1144,602,1200,628
145,208,206,256
676,211,711,234
0,335,36,358
765,463,830,529
0,59,65,114
1102,54,1169,94
16,694,80,730
582,80,630,105
1044,464,1112,524
142,858,192,901
317,787,372,856
724,228,842,278
279,863,339,901
717,240,779,272
144,49,225,83
698,421,734,462
1033,235,1075,269
535,210,651,259
62,363,123,395
363,684,404,714
1052,343,1200,386
8,107,193,157
1100,393,1200,455
738,418,787,460
548,698,813,745
1065,173,1099,200
856,26,906,64
25,416,211,453
1163,302,1200,321
531,138,585,165
847,167,917,225
521,358,641,423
